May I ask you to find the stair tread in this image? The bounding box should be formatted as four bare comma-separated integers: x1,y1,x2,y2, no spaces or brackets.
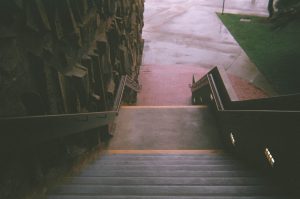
78,170,260,177
83,165,250,171
64,176,270,186
98,156,234,161
91,160,241,165
47,152,289,198
48,196,288,199
49,185,281,196
100,153,229,157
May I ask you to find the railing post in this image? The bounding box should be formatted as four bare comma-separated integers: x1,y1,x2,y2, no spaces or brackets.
222,0,226,15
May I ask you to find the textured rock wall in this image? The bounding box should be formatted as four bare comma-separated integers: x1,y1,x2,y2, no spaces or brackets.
0,0,144,117
0,1,144,198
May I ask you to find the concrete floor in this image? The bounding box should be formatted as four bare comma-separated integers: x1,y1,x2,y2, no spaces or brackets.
142,0,276,95
108,106,222,150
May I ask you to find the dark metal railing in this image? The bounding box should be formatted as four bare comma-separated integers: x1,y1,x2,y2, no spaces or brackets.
191,66,300,180
0,75,139,149
113,75,127,112
125,76,141,92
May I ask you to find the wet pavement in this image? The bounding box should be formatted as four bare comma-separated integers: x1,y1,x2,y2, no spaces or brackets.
142,0,276,96
137,65,268,105
137,65,208,105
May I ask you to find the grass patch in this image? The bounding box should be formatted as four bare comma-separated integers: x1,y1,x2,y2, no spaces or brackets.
218,13,300,94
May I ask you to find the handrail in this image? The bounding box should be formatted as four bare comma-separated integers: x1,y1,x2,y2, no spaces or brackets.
0,75,139,149
125,76,141,92
191,66,300,183
192,66,300,111
113,75,127,112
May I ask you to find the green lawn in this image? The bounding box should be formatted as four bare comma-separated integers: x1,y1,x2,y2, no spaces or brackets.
218,14,300,95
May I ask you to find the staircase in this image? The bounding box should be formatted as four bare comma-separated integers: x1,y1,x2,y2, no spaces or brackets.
46,106,290,199
48,152,285,199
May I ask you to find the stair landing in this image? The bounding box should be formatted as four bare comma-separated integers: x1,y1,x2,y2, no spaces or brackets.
107,106,222,150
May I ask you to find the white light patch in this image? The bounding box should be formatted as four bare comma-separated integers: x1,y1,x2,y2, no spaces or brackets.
210,93,214,101
230,133,236,146
265,148,275,167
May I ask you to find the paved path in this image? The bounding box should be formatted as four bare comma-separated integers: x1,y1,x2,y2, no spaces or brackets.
140,0,276,101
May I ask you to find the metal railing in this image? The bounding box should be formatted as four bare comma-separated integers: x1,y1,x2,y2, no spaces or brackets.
191,66,300,181
0,75,139,150
125,76,141,92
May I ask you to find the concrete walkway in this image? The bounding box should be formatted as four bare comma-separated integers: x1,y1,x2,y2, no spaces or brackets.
108,106,222,150
141,0,276,96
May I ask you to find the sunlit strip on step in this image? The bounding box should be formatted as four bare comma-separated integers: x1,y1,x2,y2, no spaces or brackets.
103,150,224,155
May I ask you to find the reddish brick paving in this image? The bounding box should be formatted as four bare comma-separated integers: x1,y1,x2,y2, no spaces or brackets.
137,65,268,106
228,75,268,100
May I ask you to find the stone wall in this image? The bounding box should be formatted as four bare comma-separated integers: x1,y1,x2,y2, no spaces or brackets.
0,0,144,198
0,0,144,117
